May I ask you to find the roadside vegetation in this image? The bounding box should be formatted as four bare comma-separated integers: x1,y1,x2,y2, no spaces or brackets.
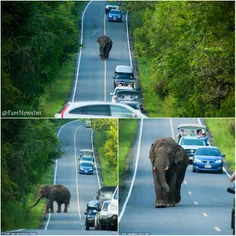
2,1,86,117
119,119,138,184
205,118,235,172
92,119,118,186
124,2,235,117
1,120,61,231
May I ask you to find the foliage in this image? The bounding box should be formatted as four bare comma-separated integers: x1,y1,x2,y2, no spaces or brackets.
1,1,81,115
128,2,235,117
1,120,61,230
92,119,118,185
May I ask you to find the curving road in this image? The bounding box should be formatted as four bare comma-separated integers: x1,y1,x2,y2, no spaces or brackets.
7,120,115,235
73,1,131,102
119,118,233,235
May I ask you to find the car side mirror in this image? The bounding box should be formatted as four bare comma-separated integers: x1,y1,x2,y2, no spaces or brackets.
221,154,226,157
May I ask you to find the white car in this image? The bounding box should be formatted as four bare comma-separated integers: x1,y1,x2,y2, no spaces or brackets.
110,86,133,103
55,101,146,118
107,186,118,231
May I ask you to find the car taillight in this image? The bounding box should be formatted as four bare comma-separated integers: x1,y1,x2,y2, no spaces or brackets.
61,103,70,118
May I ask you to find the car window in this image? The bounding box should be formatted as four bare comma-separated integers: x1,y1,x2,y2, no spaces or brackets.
110,105,134,118
102,202,110,211
114,188,118,200
115,74,133,79
69,105,110,116
196,148,221,156
180,139,204,146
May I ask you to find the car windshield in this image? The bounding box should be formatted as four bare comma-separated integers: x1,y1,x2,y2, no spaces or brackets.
81,162,93,167
81,157,93,161
88,209,97,215
196,148,221,156
116,73,133,79
110,9,120,14
180,139,204,146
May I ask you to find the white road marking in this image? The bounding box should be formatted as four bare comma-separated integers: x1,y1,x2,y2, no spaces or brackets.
74,126,82,221
91,130,101,189
203,213,208,217
188,191,192,195
126,12,132,67
118,118,144,223
72,1,92,101
214,226,221,232
104,60,107,101
194,201,198,205
170,118,175,139
184,180,187,184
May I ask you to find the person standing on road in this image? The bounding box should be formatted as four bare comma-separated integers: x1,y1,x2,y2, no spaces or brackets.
177,129,184,143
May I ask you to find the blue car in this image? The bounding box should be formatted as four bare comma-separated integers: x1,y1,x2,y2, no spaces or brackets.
79,162,94,174
192,146,225,173
108,9,122,22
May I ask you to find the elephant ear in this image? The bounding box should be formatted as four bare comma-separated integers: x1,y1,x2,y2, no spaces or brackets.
149,143,154,165
173,145,184,164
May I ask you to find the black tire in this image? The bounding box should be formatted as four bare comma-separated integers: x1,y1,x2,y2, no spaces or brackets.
192,167,196,172
219,168,223,174
86,223,89,230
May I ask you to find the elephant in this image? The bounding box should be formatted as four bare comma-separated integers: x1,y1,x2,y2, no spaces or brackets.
97,35,113,60
32,185,71,213
149,137,189,208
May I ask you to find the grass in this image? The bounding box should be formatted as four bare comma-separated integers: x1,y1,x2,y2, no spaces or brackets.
39,53,77,116
94,131,117,186
205,118,235,172
119,119,138,184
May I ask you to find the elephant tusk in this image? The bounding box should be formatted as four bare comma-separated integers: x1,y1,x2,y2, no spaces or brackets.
153,166,156,170
164,166,169,171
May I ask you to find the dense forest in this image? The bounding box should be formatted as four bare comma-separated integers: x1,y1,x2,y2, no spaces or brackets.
1,119,62,230
124,1,235,117
1,1,83,116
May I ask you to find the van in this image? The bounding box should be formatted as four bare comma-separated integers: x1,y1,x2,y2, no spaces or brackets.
113,65,135,88
85,120,91,128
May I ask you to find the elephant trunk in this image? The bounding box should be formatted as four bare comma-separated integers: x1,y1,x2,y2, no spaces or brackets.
155,168,170,192
31,197,42,208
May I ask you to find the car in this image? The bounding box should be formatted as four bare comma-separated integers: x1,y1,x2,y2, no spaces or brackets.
108,9,122,22
79,162,94,175
94,200,110,230
84,200,99,230
177,124,207,140
115,89,143,109
85,120,91,128
105,1,120,14
107,186,118,231
113,65,135,88
119,101,141,111
54,101,147,118
110,86,134,103
80,149,93,157
179,136,206,163
192,146,225,173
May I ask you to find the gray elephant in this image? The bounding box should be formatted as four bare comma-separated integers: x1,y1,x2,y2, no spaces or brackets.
97,35,112,60
32,185,71,213
149,137,189,208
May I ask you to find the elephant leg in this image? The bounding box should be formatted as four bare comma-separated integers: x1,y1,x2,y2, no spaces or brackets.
175,166,187,204
153,170,167,207
64,203,69,213
166,171,176,207
47,200,54,213
99,46,105,59
57,202,62,213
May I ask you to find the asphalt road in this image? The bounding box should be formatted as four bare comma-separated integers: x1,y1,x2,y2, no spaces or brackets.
73,1,131,102
119,118,234,235
6,120,115,235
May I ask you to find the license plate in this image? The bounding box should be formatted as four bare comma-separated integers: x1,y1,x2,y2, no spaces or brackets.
85,170,88,172
205,164,212,168
114,17,116,20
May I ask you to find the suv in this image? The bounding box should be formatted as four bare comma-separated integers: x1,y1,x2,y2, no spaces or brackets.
84,200,99,230
113,65,135,89
179,136,205,163
107,186,118,231
94,200,110,230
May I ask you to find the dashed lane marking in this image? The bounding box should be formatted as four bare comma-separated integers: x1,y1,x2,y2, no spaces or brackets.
203,213,208,217
214,227,221,232
194,201,198,205
188,191,192,195
184,180,187,184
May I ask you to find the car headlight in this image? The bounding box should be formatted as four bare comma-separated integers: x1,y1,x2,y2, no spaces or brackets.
88,168,93,171
215,159,222,163
190,149,195,153
194,158,201,163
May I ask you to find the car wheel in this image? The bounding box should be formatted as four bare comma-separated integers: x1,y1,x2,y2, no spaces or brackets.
219,168,223,174
192,167,196,172
86,223,89,230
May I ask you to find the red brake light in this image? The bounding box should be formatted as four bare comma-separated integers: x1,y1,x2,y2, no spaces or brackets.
61,103,70,118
